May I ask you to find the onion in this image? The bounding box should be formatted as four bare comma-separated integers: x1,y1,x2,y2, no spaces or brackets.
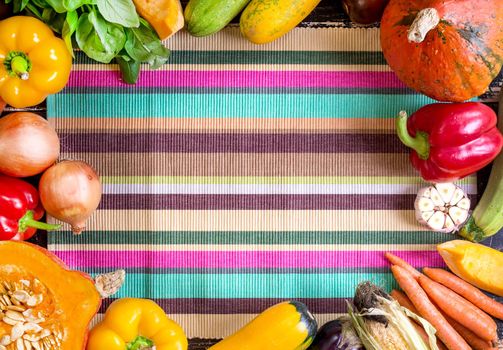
39,160,102,234
0,112,60,177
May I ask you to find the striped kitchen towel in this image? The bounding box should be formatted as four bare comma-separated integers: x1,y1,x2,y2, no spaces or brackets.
46,25,476,344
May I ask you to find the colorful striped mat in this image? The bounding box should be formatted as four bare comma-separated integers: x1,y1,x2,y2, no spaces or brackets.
46,25,478,342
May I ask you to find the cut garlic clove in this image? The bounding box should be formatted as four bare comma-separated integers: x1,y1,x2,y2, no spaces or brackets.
427,211,447,231
450,188,465,206
449,207,469,225
457,198,471,210
444,216,455,231
416,197,435,212
429,187,445,206
420,211,434,222
436,183,457,204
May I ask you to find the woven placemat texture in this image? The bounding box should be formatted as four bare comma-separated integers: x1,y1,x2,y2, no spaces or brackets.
46,25,481,343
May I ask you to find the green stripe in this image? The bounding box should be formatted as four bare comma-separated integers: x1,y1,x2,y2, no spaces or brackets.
48,93,434,118
100,176,477,185
49,231,452,245
74,50,387,65
89,272,397,298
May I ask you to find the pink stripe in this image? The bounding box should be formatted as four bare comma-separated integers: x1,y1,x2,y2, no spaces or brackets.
68,70,406,89
52,250,445,269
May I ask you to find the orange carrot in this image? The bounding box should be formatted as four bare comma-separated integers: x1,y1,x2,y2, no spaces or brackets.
424,267,503,320
418,275,497,342
391,290,448,350
442,313,496,350
385,252,422,279
391,265,471,350
391,289,418,313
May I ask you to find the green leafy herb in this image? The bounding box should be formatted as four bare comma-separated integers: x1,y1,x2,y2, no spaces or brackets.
5,0,171,84
96,0,139,28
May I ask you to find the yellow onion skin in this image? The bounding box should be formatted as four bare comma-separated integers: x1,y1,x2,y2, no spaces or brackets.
39,160,102,234
0,112,60,177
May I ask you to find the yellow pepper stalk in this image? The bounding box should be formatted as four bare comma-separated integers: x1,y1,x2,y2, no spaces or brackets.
87,298,188,350
0,16,72,108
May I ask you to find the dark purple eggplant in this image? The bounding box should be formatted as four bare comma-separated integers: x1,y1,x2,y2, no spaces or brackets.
341,0,390,25
308,317,363,350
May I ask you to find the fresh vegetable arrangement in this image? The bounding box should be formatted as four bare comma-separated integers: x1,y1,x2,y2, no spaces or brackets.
0,16,71,108
381,0,503,102
4,0,181,84
87,298,188,350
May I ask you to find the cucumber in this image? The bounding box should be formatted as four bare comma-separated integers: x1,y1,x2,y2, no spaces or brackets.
184,0,251,37
209,301,318,350
459,97,503,242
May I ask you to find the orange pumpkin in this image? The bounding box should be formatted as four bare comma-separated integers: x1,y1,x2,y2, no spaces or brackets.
380,0,503,102
0,241,101,350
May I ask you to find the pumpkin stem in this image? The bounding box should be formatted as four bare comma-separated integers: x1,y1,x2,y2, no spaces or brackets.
396,111,430,160
407,8,440,43
18,210,62,233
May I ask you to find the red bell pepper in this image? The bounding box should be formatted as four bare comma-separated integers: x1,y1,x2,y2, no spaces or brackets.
0,175,60,241
397,102,503,183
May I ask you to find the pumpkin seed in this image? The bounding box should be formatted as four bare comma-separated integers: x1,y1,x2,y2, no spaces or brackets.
5,311,24,323
30,342,40,350
10,324,25,341
0,345,5,350
2,317,20,326
0,335,11,346
5,306,25,313
11,291,29,304
2,295,12,306
15,338,24,350
23,341,31,350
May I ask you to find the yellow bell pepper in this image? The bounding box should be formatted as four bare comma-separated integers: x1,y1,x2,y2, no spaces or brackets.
0,16,72,108
87,298,188,350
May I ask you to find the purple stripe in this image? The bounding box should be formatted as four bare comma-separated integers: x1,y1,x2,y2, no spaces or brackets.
60,133,406,153
100,298,349,314
99,194,416,210
53,250,445,269
68,70,406,88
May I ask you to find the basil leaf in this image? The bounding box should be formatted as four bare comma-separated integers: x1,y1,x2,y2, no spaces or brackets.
76,11,126,63
62,10,78,55
124,19,170,69
43,0,66,12
96,0,139,28
116,55,140,84
63,0,95,11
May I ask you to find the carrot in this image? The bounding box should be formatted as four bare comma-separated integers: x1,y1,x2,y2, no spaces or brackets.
418,275,498,342
423,267,503,320
391,289,448,350
391,265,471,350
391,289,418,313
442,313,496,350
385,252,422,279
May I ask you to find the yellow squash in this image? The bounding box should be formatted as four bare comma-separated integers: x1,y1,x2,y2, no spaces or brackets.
438,240,503,297
240,0,321,44
209,301,317,350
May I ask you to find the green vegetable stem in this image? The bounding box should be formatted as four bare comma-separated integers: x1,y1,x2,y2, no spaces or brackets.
4,0,170,84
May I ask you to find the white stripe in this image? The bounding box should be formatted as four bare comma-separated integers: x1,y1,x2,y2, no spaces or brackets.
103,183,477,195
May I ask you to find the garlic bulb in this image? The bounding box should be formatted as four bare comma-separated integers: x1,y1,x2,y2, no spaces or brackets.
415,183,470,233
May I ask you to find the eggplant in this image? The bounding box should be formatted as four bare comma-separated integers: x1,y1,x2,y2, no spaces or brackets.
341,0,389,25
308,317,363,350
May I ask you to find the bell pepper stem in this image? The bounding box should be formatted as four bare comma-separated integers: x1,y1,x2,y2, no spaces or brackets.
18,210,61,233
5,51,32,80
127,336,155,350
396,111,430,160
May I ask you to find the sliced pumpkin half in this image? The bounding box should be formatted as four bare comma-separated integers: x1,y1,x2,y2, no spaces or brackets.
133,0,185,40
0,241,101,350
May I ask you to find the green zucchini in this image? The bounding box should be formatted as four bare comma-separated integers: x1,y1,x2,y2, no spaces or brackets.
459,96,503,242
184,0,251,37
209,301,317,350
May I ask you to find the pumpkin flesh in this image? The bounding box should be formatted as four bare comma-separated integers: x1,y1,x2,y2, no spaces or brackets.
0,241,100,350
380,0,503,102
